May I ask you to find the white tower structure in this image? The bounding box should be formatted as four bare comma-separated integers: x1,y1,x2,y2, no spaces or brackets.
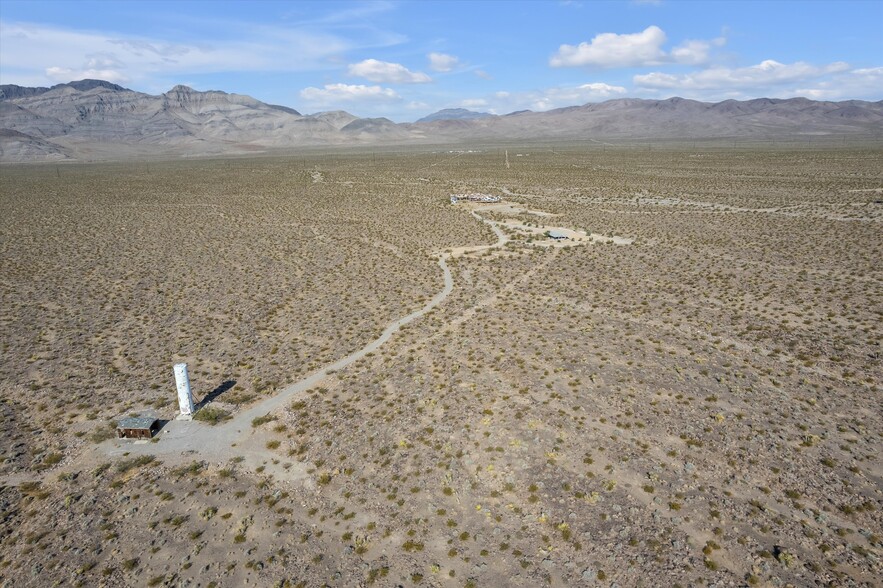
174,363,195,420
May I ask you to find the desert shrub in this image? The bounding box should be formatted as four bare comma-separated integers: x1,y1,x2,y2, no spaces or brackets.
194,406,231,425
116,455,157,474
252,414,277,428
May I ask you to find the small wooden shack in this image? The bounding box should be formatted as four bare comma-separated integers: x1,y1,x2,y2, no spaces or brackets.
117,417,159,440
546,230,568,240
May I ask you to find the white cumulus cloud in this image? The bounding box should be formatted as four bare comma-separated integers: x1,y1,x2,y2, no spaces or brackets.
852,66,883,76
347,59,431,83
634,60,850,90
550,26,725,68
300,83,400,104
795,67,883,100
550,25,667,68
670,36,726,66
428,52,460,72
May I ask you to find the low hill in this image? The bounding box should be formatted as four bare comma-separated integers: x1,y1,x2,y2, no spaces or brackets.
416,108,494,123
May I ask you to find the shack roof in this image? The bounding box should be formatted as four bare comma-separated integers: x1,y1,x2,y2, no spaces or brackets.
547,230,568,239
117,417,158,430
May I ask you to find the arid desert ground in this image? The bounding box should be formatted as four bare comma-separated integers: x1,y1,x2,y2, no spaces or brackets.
0,145,881,587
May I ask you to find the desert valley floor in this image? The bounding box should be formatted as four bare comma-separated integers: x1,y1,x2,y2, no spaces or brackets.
0,145,881,587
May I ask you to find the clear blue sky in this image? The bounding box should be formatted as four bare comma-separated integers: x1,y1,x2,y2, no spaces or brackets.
1,0,881,121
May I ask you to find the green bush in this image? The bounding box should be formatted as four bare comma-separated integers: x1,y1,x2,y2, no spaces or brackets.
194,406,231,425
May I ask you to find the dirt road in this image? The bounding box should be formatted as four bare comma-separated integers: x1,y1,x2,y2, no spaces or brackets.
97,204,613,476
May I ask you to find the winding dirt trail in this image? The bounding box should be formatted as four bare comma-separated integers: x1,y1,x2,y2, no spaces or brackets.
84,204,621,480
97,208,511,470
0,203,631,489
102,251,454,465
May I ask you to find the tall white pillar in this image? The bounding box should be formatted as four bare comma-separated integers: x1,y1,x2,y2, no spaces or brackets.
174,363,195,420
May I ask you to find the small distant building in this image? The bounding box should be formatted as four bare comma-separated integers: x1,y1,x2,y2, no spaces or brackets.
547,230,568,240
117,417,159,440
450,193,501,204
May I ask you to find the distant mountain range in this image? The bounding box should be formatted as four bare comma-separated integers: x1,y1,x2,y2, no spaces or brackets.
1,79,881,162
417,108,494,123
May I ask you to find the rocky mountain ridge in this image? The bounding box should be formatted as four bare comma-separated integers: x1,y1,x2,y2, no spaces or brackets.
2,80,881,162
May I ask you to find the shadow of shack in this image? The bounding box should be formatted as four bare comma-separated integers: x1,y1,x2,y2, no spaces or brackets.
117,417,159,440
